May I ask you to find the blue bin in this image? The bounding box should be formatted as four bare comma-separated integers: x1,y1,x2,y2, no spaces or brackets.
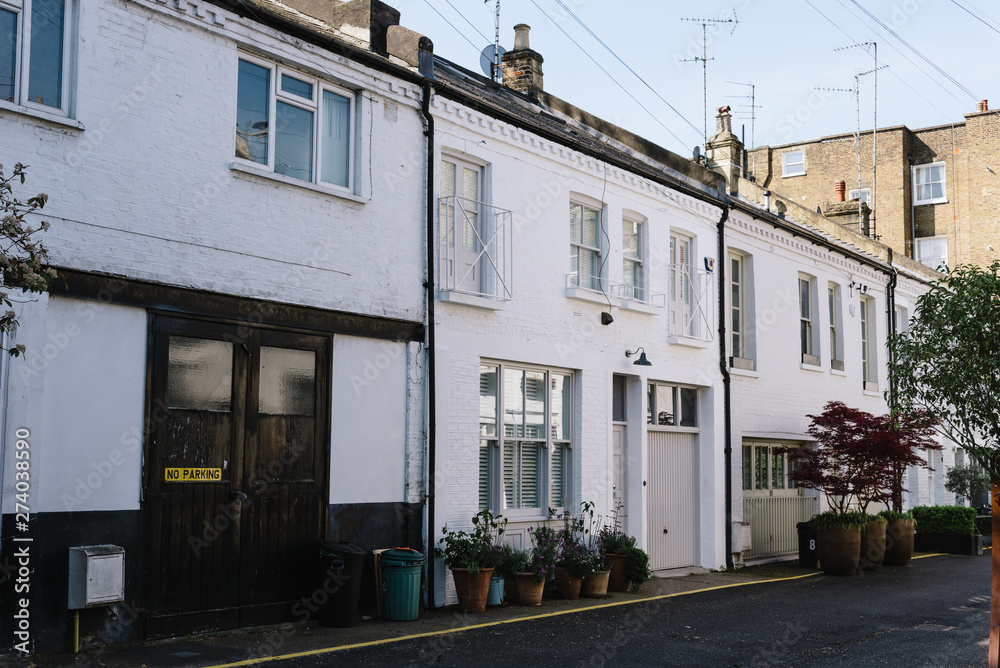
380,548,424,621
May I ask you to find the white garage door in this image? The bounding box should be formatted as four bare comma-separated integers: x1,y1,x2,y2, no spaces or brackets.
647,431,698,570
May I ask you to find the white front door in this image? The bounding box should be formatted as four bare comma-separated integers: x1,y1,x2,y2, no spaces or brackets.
613,424,626,509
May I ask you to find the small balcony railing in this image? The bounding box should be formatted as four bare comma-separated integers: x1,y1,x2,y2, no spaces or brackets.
668,262,714,341
439,196,513,301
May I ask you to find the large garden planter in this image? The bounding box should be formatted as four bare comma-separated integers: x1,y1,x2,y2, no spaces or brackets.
581,570,610,598
605,554,631,592
817,526,861,576
450,567,493,613
513,572,544,606
883,519,915,567
859,520,886,571
553,566,582,600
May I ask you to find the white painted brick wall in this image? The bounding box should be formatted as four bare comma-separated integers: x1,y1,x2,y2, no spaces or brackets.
0,0,427,322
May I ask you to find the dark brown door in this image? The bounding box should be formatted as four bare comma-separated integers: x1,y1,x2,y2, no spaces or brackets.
143,316,329,638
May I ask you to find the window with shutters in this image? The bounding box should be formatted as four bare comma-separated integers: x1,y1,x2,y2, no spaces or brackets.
569,199,603,291
478,363,573,515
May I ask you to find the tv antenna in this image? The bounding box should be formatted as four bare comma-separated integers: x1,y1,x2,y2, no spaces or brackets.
478,0,504,82
835,42,883,240
680,13,739,149
725,80,761,147
815,81,870,235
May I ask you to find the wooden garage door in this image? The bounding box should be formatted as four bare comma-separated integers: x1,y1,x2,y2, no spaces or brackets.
647,431,698,570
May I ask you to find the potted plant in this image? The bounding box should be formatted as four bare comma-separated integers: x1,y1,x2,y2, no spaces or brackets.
783,403,939,575
487,542,515,605
811,511,869,575
858,514,887,571
528,522,561,600
578,502,610,597
624,544,652,590
880,509,916,566
912,505,982,555
598,502,636,592
499,546,531,604
435,509,507,613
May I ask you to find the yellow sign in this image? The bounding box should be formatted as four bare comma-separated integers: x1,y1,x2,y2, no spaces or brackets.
164,468,222,482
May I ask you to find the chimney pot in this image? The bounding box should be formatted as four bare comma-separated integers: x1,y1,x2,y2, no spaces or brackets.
978,99,989,113
513,24,531,50
835,180,846,202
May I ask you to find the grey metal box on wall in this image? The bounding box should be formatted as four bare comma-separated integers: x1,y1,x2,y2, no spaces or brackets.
67,545,125,609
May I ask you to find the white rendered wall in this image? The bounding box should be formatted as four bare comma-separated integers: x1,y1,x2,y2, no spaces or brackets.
0,0,426,323
429,91,728,606
330,335,408,504
2,296,146,513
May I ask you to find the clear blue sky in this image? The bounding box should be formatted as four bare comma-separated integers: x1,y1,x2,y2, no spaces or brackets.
391,0,998,155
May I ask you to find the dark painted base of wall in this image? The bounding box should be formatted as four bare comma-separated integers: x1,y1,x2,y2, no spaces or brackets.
1,511,143,657
328,501,424,615
1,502,425,656
914,533,984,556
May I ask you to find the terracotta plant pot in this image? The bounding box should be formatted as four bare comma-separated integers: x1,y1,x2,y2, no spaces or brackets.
817,526,861,576
605,554,631,592
514,572,544,606
450,567,493,613
553,566,582,600
883,518,915,567
581,570,610,598
860,520,886,571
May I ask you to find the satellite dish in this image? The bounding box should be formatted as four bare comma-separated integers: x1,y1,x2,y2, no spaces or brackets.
479,44,507,79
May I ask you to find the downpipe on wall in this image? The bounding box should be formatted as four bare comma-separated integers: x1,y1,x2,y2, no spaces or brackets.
715,203,734,570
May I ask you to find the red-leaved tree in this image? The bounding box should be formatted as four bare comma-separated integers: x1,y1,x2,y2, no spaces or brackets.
783,402,940,514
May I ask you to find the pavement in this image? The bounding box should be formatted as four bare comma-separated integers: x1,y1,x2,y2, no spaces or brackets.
8,553,990,668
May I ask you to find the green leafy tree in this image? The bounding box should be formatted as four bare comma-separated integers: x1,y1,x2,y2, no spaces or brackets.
944,463,990,503
0,163,56,355
889,261,1000,478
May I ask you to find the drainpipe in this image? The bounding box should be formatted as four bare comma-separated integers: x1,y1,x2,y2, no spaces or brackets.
420,81,438,609
715,203,734,570
885,248,897,411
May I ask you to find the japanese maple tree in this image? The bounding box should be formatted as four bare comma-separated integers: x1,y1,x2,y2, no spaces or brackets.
783,402,939,514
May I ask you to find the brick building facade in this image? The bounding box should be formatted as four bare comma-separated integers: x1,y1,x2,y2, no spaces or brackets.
746,105,1000,271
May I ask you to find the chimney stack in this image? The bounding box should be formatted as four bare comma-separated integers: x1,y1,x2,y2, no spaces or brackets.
835,180,846,202
704,105,743,194
501,24,544,97
282,0,400,57
978,100,989,113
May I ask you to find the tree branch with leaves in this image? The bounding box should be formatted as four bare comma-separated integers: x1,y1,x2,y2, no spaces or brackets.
0,163,57,356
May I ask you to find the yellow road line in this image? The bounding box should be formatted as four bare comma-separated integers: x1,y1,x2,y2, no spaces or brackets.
202,571,821,668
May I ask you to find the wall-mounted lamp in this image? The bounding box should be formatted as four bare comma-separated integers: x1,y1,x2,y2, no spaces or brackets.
625,347,652,366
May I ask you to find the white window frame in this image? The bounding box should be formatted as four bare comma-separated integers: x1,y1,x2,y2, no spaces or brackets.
782,150,805,177
915,235,948,270
569,198,604,292
622,213,648,302
799,274,818,365
478,362,573,518
646,381,699,431
861,295,877,390
0,0,75,117
235,53,357,193
669,231,713,341
742,441,802,496
729,251,755,368
894,304,909,335
828,283,844,370
912,162,947,205
848,188,870,205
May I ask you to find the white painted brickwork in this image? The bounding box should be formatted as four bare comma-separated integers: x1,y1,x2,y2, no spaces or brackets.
1,0,427,322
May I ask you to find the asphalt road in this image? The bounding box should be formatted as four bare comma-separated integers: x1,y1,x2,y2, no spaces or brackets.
292,554,990,668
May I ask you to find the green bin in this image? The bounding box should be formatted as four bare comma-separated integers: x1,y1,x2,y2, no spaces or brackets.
380,548,424,621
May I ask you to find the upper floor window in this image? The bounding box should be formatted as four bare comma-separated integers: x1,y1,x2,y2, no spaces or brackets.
729,251,755,368
569,200,602,291
622,215,646,301
0,0,73,115
782,150,805,177
647,382,698,428
236,55,355,190
912,162,946,205
894,304,909,335
861,295,877,390
848,188,870,205
915,235,948,271
799,275,818,365
479,363,572,514
828,284,844,370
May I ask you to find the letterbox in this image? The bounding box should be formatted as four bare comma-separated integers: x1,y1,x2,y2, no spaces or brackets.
68,545,125,609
